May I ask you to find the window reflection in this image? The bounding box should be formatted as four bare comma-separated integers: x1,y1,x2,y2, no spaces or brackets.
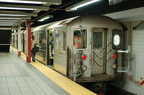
37,30,46,61
93,32,102,48
53,28,66,54
73,29,87,49
63,31,66,51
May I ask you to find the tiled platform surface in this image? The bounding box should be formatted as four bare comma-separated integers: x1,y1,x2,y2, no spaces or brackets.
0,49,97,95
0,52,70,95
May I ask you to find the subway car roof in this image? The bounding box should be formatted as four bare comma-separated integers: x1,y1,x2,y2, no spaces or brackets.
32,15,122,32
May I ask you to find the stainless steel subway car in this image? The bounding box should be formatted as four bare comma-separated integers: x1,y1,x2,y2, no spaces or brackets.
46,15,123,81
16,15,124,93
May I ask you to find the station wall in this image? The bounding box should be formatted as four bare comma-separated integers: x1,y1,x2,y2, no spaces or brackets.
112,20,144,95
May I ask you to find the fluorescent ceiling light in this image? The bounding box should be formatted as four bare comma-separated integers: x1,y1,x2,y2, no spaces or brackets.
72,0,100,10
0,4,49,11
66,0,100,11
0,14,26,16
39,17,50,22
0,17,21,19
0,16,31,19
0,22,16,24
0,7,35,10
38,15,53,22
0,0,46,4
0,20,18,22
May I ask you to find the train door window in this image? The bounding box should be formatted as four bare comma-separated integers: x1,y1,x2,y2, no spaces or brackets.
38,31,46,46
73,29,87,49
38,32,43,44
92,29,106,49
93,32,102,48
54,29,61,54
63,30,66,51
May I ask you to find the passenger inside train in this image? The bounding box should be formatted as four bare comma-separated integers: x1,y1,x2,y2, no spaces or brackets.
73,30,87,48
49,33,54,57
74,31,82,48
41,35,46,61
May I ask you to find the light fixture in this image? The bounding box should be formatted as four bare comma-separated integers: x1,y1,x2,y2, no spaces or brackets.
0,14,27,16
0,16,31,19
0,22,17,23
0,20,19,22
0,0,46,4
0,4,49,11
38,15,53,22
0,11,37,16
65,0,101,11
0,17,21,19
0,7,35,10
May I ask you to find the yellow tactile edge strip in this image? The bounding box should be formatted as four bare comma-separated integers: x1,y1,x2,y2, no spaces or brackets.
11,47,97,95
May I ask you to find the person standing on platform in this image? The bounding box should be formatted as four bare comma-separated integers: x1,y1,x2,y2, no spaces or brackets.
31,35,38,62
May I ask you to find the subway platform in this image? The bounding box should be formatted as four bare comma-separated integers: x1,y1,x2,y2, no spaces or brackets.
0,48,96,95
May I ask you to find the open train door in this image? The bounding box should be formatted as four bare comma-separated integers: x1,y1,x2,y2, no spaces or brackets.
46,30,54,65
92,28,107,75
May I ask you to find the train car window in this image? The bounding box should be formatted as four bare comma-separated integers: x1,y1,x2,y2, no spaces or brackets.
52,27,66,54
73,29,87,49
63,31,66,51
38,31,46,47
93,32,102,48
38,32,43,44
55,30,62,54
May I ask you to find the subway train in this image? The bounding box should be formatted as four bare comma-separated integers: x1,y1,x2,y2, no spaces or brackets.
12,15,126,93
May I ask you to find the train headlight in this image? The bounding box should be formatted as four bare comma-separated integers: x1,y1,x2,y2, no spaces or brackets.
82,54,87,60
112,63,116,69
82,65,87,71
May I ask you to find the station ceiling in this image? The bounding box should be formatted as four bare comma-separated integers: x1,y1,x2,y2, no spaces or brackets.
0,0,144,29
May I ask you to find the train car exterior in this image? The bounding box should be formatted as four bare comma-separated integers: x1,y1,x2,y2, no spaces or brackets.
43,15,123,93
46,15,123,79
10,12,144,95
31,24,52,65
16,15,124,93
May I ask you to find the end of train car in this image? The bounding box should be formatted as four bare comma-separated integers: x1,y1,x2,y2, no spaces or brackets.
15,15,128,94
47,15,125,93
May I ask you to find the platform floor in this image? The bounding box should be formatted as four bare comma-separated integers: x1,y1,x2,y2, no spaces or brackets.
0,48,97,95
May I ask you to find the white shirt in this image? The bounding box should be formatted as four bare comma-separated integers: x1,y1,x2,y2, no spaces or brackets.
31,39,37,49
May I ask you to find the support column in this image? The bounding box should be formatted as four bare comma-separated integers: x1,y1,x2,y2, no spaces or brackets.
18,25,21,56
26,19,31,63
